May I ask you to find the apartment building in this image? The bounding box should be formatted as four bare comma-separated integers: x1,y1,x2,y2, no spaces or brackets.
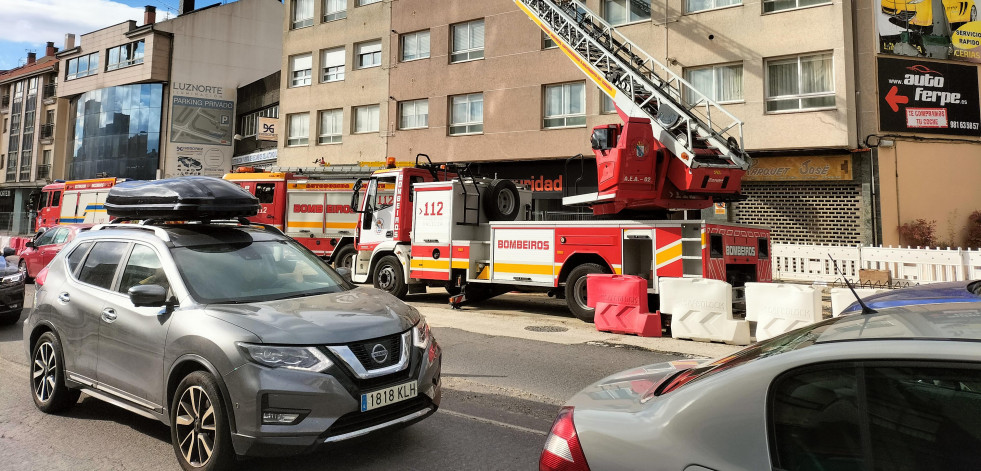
55,0,282,183
0,43,69,233
278,0,980,247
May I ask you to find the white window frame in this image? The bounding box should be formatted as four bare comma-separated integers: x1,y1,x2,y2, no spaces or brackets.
543,82,586,129
683,62,744,105
318,109,343,144
763,0,831,14
398,99,429,130
353,104,380,134
292,0,314,29
602,0,651,26
401,30,431,62
355,40,382,69
543,32,557,50
238,106,279,138
765,52,836,114
66,52,99,80
324,0,347,21
357,0,380,5
451,19,485,63
287,113,310,146
449,93,483,136
685,0,742,14
321,47,345,82
290,53,313,87
600,93,617,114
106,40,145,71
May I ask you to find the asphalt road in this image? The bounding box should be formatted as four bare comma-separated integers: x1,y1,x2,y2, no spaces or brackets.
0,286,683,470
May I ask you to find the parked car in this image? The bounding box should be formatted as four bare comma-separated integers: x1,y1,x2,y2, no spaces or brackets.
840,280,981,314
0,258,27,326
24,177,442,471
540,300,981,471
18,224,92,281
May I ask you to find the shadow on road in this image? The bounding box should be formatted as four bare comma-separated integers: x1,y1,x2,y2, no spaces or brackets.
407,292,575,320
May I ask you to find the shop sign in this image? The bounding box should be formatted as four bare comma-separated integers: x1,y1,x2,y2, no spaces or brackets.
877,57,980,136
744,155,852,182
472,159,597,197
877,2,981,64
0,190,11,198
231,149,278,166
257,117,278,141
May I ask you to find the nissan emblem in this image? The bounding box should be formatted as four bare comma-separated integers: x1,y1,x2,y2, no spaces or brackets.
370,344,389,364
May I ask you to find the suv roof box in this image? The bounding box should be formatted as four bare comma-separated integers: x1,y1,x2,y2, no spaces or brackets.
104,176,259,221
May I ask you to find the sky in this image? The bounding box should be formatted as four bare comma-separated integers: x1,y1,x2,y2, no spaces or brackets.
0,0,201,72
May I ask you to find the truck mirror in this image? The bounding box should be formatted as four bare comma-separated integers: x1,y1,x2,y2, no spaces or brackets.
350,179,363,213
591,127,616,151
362,211,372,231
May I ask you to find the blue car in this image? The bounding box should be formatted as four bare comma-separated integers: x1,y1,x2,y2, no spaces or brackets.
842,280,981,314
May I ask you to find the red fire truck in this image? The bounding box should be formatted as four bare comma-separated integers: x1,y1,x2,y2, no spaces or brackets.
347,0,772,321
32,177,121,232
223,164,388,266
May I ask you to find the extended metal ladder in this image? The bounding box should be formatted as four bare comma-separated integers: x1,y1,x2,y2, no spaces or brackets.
515,0,751,171
267,164,386,178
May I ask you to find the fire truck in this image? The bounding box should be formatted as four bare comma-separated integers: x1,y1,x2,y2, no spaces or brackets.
31,177,122,232
347,0,772,321
223,164,389,266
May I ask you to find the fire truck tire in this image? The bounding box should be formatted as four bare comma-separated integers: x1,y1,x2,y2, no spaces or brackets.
483,180,520,221
565,263,608,323
332,245,356,270
373,255,408,299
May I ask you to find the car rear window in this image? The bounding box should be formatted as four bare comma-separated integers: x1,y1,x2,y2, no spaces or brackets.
66,242,93,276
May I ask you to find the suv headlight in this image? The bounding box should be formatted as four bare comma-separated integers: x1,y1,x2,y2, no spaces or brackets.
0,271,25,287
413,317,432,349
237,343,333,372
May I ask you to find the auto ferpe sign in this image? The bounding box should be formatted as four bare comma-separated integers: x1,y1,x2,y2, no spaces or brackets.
877,57,980,136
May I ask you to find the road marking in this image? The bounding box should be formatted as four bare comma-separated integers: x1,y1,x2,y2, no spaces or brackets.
439,408,547,436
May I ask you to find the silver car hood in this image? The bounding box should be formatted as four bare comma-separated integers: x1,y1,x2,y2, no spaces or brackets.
567,359,709,414
203,287,420,345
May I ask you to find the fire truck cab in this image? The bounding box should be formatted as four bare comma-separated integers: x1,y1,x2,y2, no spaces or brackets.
31,177,120,232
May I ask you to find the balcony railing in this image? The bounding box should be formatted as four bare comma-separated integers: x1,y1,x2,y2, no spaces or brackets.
39,123,54,140
42,83,56,99
36,164,51,181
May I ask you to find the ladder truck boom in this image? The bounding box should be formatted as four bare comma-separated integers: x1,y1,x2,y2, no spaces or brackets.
515,0,753,215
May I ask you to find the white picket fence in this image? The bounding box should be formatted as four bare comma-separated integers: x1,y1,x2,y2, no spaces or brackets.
773,244,981,284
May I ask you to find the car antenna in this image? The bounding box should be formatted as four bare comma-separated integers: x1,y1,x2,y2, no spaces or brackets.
829,254,877,314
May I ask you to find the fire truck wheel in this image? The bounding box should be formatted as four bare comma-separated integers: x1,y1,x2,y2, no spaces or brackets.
483,180,520,221
332,245,356,270
374,255,408,299
565,263,608,323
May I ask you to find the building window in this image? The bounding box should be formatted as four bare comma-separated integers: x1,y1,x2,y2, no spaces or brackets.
543,32,557,50
287,113,310,146
320,47,345,82
290,53,313,87
5,152,16,182
353,104,380,133
763,0,830,13
449,93,483,135
356,40,382,69
602,0,651,25
357,0,380,5
39,149,52,180
324,0,346,21
20,148,32,181
66,52,99,80
238,106,279,138
106,40,145,71
686,0,741,13
401,30,430,62
684,63,743,104
291,0,314,29
451,19,484,63
398,99,428,130
318,109,343,144
765,52,835,113
544,82,586,128
600,93,616,114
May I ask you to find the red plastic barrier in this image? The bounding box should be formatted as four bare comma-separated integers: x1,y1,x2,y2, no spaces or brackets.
586,274,662,337
7,236,29,253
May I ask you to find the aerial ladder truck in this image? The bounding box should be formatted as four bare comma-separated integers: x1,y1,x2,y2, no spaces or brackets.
347,0,770,322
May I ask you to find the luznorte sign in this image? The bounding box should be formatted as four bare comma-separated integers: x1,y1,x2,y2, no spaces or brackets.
877,0,981,63
744,155,853,182
877,57,980,136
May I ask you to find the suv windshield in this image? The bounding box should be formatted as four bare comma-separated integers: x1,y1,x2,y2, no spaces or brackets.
171,238,348,304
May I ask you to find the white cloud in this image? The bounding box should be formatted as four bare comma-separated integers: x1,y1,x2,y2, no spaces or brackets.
0,0,146,45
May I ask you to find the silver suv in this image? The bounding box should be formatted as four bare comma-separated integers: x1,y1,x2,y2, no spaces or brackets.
24,221,441,470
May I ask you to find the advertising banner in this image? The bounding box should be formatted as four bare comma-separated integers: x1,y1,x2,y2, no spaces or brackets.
877,57,980,136
744,155,853,182
165,81,236,178
257,117,278,141
877,0,981,63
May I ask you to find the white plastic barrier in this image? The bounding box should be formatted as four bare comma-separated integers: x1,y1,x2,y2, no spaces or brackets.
745,283,822,341
830,288,887,317
660,278,751,345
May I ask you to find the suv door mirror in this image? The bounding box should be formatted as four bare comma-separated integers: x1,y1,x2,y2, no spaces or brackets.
25,241,36,249
129,284,168,307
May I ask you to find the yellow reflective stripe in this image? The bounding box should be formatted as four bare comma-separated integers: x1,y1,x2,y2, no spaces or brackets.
451,261,469,269
411,260,451,270
655,242,683,267
701,231,707,249
494,263,553,276
325,222,357,229
287,221,322,228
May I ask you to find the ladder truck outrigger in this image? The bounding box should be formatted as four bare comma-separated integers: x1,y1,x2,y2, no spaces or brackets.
348,0,771,322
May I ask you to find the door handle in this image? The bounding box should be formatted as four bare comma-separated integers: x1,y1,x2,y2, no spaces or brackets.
58,292,70,303
101,308,117,323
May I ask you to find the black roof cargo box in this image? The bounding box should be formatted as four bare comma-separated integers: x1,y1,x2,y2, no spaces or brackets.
104,176,259,221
